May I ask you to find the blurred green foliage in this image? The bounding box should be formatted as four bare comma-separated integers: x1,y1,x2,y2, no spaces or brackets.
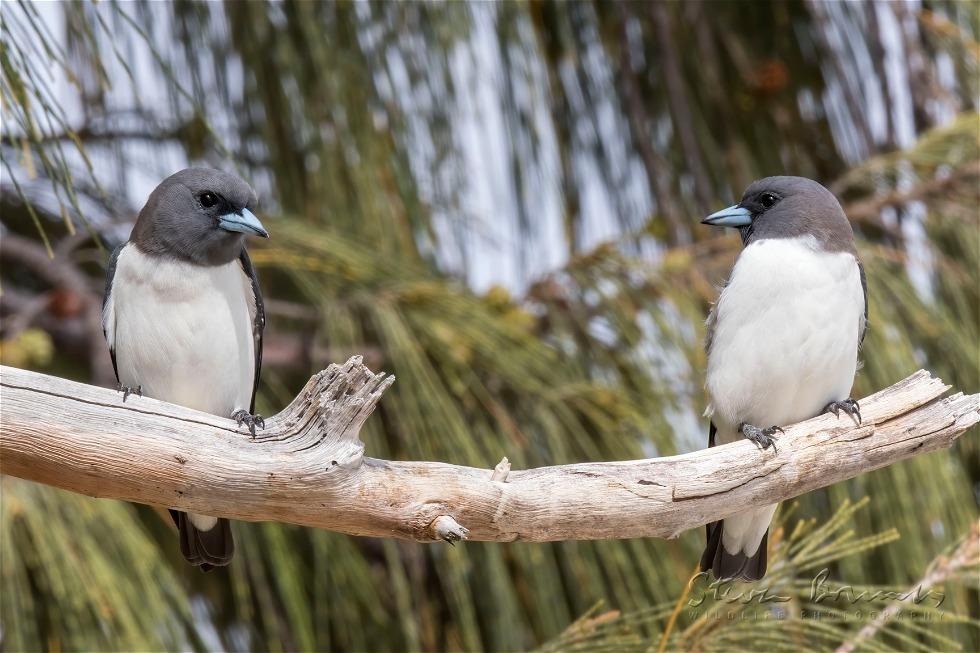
1,1,977,651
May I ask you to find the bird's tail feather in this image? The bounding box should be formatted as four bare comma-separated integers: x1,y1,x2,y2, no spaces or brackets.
170,510,234,571
700,520,768,581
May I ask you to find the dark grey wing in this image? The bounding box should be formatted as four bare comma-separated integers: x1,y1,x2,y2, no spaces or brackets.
704,305,717,357
858,260,868,346
102,243,125,383
704,306,720,450
705,310,720,543
701,420,719,568
704,275,730,357
239,249,265,413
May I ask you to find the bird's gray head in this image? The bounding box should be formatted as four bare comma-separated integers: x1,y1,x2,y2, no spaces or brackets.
702,176,855,253
131,168,268,265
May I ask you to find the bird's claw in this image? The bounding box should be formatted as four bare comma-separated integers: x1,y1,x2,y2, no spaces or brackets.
738,423,783,454
824,398,862,425
118,383,142,402
232,410,265,437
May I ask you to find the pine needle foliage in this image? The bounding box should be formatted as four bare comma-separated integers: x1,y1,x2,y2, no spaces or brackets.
1,2,977,651
541,499,979,653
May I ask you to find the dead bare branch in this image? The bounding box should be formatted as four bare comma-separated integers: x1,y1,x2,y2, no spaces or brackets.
0,359,976,543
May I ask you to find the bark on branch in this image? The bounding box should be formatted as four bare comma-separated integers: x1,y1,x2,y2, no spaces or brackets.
1,358,977,543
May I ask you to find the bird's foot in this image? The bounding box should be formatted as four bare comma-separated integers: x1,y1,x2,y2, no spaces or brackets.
117,383,142,402
738,422,783,453
823,398,862,425
232,410,265,437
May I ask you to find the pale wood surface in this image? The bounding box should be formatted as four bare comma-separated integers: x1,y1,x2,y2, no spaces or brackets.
1,358,977,543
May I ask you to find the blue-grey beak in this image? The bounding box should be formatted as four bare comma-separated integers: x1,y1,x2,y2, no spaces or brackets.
218,208,269,238
702,204,752,228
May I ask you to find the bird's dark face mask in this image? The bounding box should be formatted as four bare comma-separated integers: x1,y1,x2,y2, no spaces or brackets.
701,191,777,245
132,168,269,266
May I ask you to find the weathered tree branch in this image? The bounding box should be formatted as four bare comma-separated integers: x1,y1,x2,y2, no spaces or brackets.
1,358,977,543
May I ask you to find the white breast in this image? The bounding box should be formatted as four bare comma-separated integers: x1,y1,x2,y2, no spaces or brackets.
706,236,865,441
103,244,256,416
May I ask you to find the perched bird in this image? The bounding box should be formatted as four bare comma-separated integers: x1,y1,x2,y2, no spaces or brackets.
699,176,866,581
102,168,268,570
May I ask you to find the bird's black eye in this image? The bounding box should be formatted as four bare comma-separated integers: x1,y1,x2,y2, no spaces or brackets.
759,192,778,209
200,192,218,209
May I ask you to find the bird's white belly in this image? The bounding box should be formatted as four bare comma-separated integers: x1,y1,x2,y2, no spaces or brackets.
707,237,865,442
105,245,255,416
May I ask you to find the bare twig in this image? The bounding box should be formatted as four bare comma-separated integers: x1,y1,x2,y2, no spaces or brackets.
842,161,980,223
1,233,114,383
